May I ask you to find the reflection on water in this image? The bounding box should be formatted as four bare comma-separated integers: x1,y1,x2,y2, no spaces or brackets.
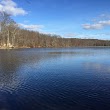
0,48,110,110
84,62,110,73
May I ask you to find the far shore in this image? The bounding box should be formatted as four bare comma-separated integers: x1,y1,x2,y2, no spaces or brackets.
0,46,110,50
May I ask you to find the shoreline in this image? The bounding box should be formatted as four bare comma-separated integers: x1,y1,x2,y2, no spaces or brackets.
0,46,110,50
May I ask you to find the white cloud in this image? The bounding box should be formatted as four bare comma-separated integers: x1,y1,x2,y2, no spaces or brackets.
99,13,110,19
99,20,110,25
63,32,110,40
83,20,110,30
24,20,29,23
82,23,103,30
0,0,27,16
65,33,77,38
39,31,57,35
83,13,110,30
101,32,110,36
19,23,44,31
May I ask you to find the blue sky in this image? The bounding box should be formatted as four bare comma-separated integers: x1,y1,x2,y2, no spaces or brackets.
1,0,110,39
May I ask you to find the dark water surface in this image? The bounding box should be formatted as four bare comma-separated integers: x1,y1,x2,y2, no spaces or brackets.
0,47,110,110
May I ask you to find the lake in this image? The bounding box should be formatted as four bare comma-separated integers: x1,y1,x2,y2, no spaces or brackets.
0,47,110,110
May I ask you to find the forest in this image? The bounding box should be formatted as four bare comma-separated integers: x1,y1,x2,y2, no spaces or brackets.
0,12,110,49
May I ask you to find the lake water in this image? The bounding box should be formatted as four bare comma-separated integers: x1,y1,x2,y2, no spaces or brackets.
0,47,110,110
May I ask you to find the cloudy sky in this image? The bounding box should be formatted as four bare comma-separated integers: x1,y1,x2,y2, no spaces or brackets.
0,0,110,40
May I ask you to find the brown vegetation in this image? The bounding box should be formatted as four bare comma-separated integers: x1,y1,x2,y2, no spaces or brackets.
0,12,110,49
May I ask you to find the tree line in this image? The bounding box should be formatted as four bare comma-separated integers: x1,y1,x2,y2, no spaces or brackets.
0,12,110,49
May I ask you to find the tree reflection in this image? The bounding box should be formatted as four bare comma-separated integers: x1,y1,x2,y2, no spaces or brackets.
0,49,60,90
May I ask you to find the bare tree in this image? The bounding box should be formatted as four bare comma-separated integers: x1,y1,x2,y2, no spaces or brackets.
0,12,19,48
